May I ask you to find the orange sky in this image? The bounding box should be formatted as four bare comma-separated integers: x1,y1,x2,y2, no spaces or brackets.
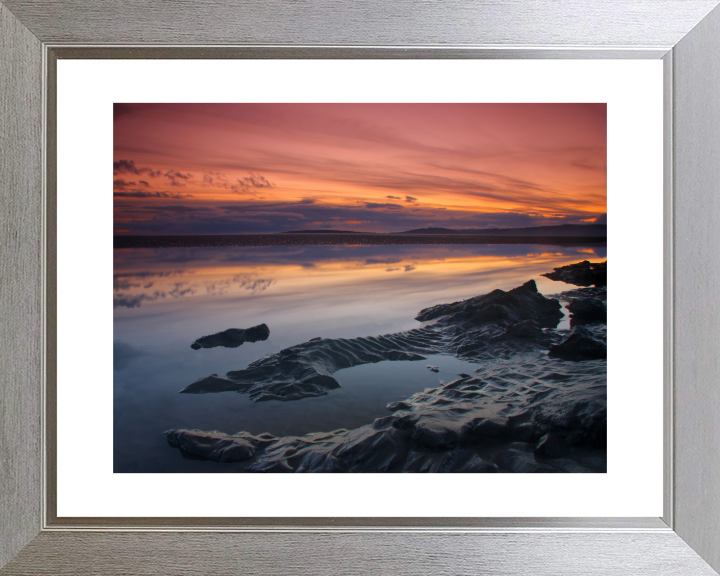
113,103,606,234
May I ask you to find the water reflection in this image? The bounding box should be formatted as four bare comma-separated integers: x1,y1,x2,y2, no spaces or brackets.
113,243,605,472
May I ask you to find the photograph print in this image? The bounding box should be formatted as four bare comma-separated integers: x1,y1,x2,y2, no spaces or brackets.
113,103,607,473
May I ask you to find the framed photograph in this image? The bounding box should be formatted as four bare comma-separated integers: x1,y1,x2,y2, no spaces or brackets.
2,1,720,574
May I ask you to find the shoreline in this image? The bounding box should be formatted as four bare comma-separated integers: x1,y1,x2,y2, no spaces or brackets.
161,266,608,473
114,233,607,249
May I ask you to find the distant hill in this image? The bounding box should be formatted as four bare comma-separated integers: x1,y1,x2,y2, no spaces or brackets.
396,224,607,236
280,229,363,234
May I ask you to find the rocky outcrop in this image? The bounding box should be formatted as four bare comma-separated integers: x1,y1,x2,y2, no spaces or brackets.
548,325,607,361
166,352,606,472
166,265,607,473
416,280,563,328
568,298,607,326
181,280,563,402
542,260,607,287
191,324,270,350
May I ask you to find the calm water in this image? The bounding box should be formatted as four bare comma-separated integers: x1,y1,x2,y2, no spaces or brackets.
113,243,606,473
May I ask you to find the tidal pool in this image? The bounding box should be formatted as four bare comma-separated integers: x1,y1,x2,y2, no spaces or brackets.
113,243,606,473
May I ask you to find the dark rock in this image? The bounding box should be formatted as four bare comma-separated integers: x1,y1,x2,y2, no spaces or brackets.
166,354,607,472
191,324,270,350
534,433,565,458
404,450,498,473
164,429,273,462
180,374,250,394
411,417,463,451
415,280,563,328
387,401,412,412
181,280,561,402
166,273,607,473
470,415,511,440
427,365,439,373
548,326,607,361
542,260,606,287
493,445,559,473
568,298,607,326
496,319,544,340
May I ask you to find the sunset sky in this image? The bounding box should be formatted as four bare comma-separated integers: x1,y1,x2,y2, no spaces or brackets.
113,103,606,235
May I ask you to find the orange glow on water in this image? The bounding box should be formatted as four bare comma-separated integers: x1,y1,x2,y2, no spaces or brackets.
113,246,604,313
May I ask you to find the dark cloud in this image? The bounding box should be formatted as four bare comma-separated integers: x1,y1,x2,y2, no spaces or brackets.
113,191,192,199
405,196,418,203
364,202,403,210
387,195,401,200
231,173,275,195
202,171,231,189
114,159,162,177
113,294,149,309
218,206,305,220
138,180,150,187
164,170,193,186
114,160,142,175
594,213,607,225
113,179,135,189
114,198,603,235
141,205,210,212
365,258,402,265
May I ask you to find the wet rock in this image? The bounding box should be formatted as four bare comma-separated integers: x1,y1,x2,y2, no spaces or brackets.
495,319,544,340
470,415,511,440
180,374,251,394
568,298,607,326
542,260,607,287
164,429,272,462
493,444,559,473
548,326,607,361
427,365,440,373
191,324,270,350
534,390,607,449
166,352,607,473
404,449,498,473
387,401,412,412
416,280,563,328
167,275,606,473
411,417,464,451
534,433,565,458
181,280,561,402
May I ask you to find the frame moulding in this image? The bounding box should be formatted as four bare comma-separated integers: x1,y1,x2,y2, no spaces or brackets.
1,1,719,574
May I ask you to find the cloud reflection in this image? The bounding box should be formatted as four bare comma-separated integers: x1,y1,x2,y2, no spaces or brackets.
113,244,606,311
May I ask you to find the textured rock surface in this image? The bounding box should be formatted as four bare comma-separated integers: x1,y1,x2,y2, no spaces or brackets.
166,263,607,472
548,325,607,361
190,324,270,350
415,280,563,327
181,280,562,402
166,352,606,472
568,298,607,326
542,260,607,287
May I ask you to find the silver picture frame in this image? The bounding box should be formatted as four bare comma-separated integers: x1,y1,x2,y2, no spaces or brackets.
2,1,719,573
